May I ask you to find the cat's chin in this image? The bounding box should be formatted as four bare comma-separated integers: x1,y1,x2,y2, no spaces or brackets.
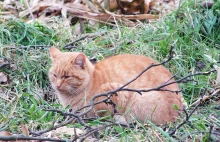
56,89,79,96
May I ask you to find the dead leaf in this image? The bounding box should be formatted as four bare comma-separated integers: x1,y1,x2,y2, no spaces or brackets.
30,0,40,7
20,123,29,136
43,131,60,140
0,131,12,136
151,0,180,16
52,126,84,137
15,0,179,27
66,6,157,26
65,3,91,12
19,5,40,17
0,72,8,84
82,0,100,13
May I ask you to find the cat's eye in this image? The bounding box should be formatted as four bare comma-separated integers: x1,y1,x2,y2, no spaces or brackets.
64,76,70,79
53,74,57,78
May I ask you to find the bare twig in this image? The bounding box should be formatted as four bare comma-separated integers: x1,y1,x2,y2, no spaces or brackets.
65,31,107,49
0,63,10,68
120,69,216,94
208,125,214,141
0,135,67,142
190,89,220,107
65,35,88,49
30,117,76,136
18,45,51,49
169,95,204,136
78,123,116,142
179,130,220,141
43,109,89,128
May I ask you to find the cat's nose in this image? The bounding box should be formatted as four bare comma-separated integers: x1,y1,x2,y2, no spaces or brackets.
56,80,62,89
57,84,62,89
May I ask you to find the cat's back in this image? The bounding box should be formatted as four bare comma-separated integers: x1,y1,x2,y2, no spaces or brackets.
95,54,158,68
94,54,176,89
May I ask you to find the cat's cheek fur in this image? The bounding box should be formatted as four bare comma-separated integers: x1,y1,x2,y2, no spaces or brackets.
49,75,56,89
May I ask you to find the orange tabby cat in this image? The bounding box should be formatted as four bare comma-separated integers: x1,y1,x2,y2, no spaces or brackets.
49,47,182,125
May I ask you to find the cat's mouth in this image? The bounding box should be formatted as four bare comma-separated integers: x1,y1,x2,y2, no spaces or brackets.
56,86,78,93
56,88,62,91
55,86,64,91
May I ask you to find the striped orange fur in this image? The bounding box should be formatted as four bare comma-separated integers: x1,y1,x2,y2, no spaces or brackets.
49,47,182,124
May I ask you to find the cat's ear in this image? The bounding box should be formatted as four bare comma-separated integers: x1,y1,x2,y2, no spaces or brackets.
73,54,86,69
49,47,62,60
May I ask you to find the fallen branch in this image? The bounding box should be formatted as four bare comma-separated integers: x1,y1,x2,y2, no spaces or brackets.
0,135,67,142
190,89,220,107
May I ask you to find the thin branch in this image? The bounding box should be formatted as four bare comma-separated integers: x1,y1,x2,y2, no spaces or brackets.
169,96,203,136
65,31,107,49
78,123,116,142
208,125,214,141
0,63,10,68
179,130,220,141
19,45,51,49
30,117,76,136
65,35,88,49
0,135,68,142
43,109,89,128
190,89,220,107
121,88,181,94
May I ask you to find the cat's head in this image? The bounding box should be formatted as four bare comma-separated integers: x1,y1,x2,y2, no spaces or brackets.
48,47,94,95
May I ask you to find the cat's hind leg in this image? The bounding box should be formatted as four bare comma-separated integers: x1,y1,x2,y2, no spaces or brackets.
93,82,134,124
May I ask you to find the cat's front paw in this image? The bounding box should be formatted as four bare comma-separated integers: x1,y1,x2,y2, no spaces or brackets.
114,114,128,126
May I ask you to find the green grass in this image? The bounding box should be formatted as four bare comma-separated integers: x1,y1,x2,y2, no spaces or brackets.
0,0,219,141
